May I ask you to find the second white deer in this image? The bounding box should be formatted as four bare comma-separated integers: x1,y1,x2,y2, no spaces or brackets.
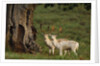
51,35,79,56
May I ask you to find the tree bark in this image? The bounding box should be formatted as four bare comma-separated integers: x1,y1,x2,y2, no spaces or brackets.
6,4,41,53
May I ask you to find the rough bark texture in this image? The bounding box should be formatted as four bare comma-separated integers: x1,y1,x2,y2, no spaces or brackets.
6,4,41,53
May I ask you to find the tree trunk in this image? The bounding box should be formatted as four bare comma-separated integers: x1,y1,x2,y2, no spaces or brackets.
6,4,41,53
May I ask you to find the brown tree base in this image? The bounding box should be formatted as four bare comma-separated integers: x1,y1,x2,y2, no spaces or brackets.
6,4,41,53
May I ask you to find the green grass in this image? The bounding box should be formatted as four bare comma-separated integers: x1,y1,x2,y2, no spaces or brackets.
6,51,88,60
6,4,91,60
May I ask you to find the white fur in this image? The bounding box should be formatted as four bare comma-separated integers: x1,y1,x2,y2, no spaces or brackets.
44,34,55,55
51,35,79,56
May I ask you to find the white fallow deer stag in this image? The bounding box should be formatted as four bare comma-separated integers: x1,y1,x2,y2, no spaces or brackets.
51,35,79,56
44,34,55,55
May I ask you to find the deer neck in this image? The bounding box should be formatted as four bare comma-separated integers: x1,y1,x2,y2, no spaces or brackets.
45,36,50,41
53,37,58,45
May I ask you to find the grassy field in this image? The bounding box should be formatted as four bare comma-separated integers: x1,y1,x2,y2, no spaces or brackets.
6,4,91,60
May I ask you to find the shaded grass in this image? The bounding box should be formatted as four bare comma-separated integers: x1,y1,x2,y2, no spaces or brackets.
6,4,91,60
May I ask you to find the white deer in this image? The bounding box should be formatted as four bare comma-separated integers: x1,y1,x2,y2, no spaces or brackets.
51,35,79,56
44,34,55,55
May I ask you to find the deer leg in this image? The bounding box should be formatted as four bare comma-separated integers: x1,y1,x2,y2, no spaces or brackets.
64,50,67,56
49,49,51,55
67,50,70,56
52,47,55,55
73,49,77,56
59,48,63,56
